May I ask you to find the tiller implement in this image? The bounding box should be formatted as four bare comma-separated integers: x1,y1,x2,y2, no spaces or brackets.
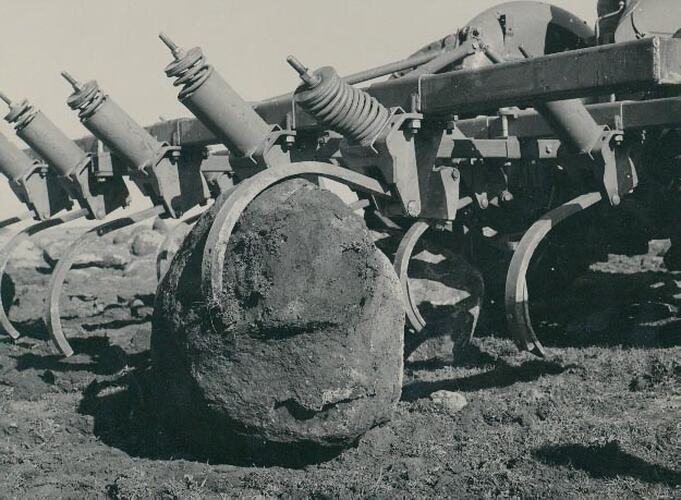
0,0,680,359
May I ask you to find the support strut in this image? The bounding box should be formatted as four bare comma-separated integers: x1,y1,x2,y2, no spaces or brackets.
200,162,390,306
0,208,88,340
44,205,165,357
504,192,603,356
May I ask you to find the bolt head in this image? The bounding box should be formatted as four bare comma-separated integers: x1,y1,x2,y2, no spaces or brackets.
611,194,621,206
406,200,420,217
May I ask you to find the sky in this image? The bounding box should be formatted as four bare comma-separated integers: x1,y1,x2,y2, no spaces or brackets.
0,0,598,220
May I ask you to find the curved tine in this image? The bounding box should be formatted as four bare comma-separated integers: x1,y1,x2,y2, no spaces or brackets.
201,161,390,305
505,192,603,356
394,221,430,331
45,205,165,357
0,211,33,230
155,212,203,282
392,196,473,332
0,208,88,340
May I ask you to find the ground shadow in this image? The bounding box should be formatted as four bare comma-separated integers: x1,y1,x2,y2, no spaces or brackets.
534,441,681,487
530,270,681,350
12,336,148,376
77,366,347,469
401,358,579,401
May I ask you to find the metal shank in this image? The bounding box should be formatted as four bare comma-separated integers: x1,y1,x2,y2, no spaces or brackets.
200,162,390,307
504,192,603,356
0,208,88,340
394,221,430,332
44,205,165,357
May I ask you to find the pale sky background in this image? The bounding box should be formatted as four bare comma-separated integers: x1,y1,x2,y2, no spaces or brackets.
0,0,597,220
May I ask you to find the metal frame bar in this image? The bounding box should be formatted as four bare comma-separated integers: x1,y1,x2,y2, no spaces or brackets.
46,37,681,158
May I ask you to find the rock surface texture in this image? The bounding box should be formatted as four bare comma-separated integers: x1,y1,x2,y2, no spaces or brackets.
152,179,405,460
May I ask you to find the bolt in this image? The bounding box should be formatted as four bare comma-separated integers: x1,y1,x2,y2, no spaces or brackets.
159,32,186,59
406,200,420,217
61,71,84,92
501,190,514,202
409,119,422,133
545,144,553,155
611,194,621,206
478,195,489,209
451,169,459,180
285,134,296,145
286,55,321,87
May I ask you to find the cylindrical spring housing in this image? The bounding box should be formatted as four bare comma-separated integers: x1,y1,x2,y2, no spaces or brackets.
161,34,271,157
65,77,164,170
293,65,390,146
4,99,88,177
536,100,605,155
0,130,35,181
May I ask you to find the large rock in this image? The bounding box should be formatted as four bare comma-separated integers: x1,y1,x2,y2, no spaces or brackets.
152,179,405,461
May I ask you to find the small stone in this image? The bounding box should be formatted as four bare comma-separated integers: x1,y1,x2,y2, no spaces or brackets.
430,390,468,415
130,229,163,257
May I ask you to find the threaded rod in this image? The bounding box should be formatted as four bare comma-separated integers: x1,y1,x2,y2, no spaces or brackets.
159,32,185,59
287,55,320,87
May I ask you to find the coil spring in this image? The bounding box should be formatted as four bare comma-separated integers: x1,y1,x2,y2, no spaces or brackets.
5,100,38,132
295,67,390,146
164,47,213,99
66,81,105,120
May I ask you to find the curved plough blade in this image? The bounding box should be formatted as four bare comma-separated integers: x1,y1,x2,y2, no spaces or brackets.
0,208,88,339
394,221,430,332
200,161,390,306
44,205,165,357
505,192,603,357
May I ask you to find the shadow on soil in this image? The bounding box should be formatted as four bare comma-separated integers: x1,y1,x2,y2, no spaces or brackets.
76,365,346,469
534,441,681,487
489,269,681,350
401,357,579,401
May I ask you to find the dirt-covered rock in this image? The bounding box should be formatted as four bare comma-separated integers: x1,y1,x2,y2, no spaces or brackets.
152,179,405,461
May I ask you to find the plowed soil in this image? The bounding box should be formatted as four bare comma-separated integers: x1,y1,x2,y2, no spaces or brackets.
0,225,679,498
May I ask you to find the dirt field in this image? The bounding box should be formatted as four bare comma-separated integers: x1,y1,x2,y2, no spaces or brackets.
0,224,679,498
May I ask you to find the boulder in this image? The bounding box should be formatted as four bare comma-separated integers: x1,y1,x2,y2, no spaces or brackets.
152,179,405,461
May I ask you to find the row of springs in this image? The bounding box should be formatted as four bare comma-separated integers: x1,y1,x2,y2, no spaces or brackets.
160,33,213,100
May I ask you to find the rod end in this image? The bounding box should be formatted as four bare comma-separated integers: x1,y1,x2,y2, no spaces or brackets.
159,32,184,59
286,55,320,87
61,71,84,92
